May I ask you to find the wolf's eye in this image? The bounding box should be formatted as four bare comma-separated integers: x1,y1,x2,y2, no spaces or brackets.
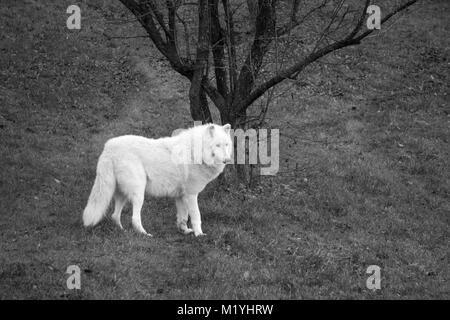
216,144,221,148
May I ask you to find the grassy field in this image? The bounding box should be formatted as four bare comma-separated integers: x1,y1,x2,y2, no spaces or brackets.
0,0,448,299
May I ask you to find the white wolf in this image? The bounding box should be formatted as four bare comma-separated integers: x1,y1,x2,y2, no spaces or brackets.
82,123,232,237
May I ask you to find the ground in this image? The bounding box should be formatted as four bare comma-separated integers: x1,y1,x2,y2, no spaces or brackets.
0,0,448,299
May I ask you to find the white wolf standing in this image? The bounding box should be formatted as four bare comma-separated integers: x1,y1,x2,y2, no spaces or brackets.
82,123,232,237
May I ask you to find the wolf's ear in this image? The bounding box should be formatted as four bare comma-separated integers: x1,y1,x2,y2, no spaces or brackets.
223,123,231,134
208,125,215,137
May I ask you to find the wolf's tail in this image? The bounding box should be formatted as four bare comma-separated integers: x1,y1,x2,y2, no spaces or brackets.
82,154,115,227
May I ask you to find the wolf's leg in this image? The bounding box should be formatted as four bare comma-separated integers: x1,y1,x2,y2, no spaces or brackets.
184,194,205,237
115,161,151,237
111,193,126,229
175,197,193,234
130,193,151,236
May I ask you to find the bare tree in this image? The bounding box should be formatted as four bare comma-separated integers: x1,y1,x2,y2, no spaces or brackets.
118,0,418,181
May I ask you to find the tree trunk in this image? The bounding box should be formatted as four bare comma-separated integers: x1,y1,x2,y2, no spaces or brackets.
188,0,212,124
246,0,258,32
189,84,212,123
232,110,250,185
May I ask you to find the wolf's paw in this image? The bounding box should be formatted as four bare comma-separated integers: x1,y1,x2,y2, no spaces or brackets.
139,231,153,237
134,226,153,237
194,231,206,237
182,228,194,235
111,217,123,230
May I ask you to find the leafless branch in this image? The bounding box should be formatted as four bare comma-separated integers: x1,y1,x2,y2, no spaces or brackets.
239,0,418,113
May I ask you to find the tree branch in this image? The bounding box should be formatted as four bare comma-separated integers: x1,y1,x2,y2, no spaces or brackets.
233,0,276,114
119,0,193,78
166,0,178,52
222,0,237,94
209,0,228,99
239,0,418,112
276,0,327,37
189,0,212,122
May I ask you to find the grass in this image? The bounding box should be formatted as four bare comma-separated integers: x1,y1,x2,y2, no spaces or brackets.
0,0,448,299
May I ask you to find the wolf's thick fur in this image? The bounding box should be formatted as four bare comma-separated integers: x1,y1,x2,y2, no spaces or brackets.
82,123,232,236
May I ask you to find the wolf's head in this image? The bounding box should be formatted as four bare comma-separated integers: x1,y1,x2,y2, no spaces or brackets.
202,124,232,165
